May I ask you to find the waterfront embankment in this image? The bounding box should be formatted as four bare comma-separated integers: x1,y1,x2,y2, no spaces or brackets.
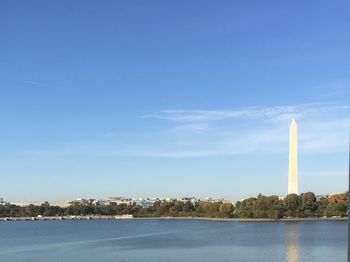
0,215,347,222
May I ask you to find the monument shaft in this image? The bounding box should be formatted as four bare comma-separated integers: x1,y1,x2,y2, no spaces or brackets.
288,119,298,194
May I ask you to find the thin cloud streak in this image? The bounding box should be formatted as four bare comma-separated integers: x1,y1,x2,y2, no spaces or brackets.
143,102,347,123
141,102,350,157
24,102,349,159
23,80,43,86
301,171,347,177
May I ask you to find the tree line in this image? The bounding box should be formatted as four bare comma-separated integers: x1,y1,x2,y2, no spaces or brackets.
0,192,347,219
236,192,348,219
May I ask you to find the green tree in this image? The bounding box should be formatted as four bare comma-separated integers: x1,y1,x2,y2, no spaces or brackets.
301,192,316,217
174,201,184,212
182,201,194,213
284,194,298,216
219,203,234,217
314,197,328,217
325,202,347,217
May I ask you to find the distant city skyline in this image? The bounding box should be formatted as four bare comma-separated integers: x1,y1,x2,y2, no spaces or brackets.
0,1,349,201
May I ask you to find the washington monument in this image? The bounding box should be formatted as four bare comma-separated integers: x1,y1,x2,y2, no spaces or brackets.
288,119,298,194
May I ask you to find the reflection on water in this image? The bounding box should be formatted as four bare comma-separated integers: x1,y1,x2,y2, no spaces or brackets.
286,223,299,262
0,220,346,262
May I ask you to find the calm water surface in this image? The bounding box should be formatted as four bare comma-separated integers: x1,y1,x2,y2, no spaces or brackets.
0,220,346,262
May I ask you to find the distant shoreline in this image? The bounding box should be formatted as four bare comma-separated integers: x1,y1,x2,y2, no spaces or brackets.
134,216,348,222
0,216,347,222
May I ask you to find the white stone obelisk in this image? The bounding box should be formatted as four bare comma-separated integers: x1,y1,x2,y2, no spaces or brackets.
288,119,298,195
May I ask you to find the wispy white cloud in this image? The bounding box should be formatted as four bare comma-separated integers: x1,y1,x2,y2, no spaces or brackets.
301,171,347,177
23,80,43,86
24,102,349,159
172,123,209,134
141,102,350,157
299,117,350,153
144,102,347,124
131,151,215,158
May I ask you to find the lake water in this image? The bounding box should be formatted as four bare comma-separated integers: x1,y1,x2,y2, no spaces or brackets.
0,220,347,262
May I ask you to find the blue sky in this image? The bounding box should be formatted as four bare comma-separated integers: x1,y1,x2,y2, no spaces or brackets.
0,1,349,202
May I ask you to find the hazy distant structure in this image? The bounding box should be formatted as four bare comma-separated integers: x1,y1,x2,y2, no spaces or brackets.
288,119,298,194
